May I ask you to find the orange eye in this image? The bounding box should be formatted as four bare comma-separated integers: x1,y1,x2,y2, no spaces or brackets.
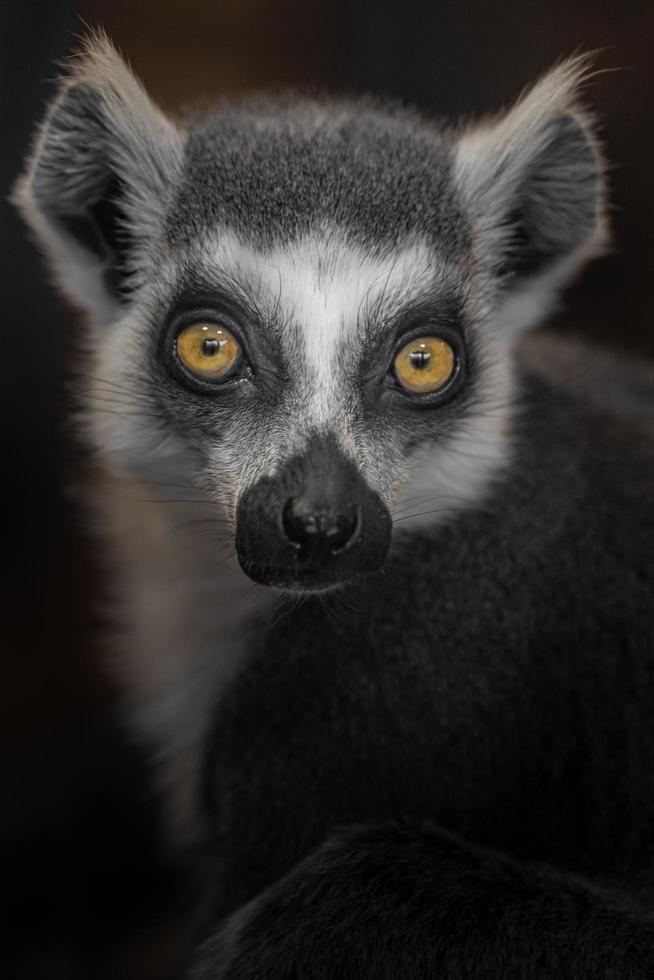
176,322,240,381
393,336,456,394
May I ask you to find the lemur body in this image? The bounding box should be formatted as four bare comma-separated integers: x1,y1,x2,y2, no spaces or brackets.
15,35,654,976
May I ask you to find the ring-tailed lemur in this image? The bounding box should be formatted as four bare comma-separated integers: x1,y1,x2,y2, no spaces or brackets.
14,32,654,978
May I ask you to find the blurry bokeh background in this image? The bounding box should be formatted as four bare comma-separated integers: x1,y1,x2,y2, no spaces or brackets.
2,1,653,976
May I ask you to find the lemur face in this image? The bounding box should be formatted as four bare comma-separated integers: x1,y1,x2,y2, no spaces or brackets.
15,35,606,593
131,229,483,591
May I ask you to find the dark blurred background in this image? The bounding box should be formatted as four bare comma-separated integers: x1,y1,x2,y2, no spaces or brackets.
2,1,653,977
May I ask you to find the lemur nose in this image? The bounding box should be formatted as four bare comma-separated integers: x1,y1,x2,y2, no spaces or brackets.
282,498,361,561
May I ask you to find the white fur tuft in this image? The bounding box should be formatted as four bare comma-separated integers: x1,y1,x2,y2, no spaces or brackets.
454,55,608,334
12,30,184,325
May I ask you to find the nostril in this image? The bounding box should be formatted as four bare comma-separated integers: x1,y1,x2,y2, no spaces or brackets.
282,498,311,546
283,498,361,558
328,506,361,554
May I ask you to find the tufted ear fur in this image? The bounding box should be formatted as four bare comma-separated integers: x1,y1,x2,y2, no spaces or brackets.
453,57,608,336
12,31,183,324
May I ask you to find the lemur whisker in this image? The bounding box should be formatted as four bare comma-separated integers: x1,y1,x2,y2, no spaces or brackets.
80,391,163,409
80,407,170,424
393,493,472,515
269,593,309,628
168,518,230,535
139,481,209,491
393,505,481,524
139,498,218,505
73,372,161,398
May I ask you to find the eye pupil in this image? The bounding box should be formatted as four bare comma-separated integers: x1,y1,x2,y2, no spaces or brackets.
409,349,431,370
202,338,222,357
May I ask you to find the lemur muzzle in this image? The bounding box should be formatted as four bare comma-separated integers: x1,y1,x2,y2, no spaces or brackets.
235,434,391,591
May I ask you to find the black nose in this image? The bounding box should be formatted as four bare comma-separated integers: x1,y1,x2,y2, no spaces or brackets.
235,433,392,591
282,497,361,561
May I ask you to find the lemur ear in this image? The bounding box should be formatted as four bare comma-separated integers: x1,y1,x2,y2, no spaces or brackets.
453,57,608,335
13,31,183,324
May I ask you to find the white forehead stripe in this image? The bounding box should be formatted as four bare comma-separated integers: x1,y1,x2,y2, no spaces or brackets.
203,228,443,405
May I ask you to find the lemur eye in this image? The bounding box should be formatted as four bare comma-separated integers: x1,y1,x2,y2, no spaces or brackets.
175,322,241,381
393,336,456,394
